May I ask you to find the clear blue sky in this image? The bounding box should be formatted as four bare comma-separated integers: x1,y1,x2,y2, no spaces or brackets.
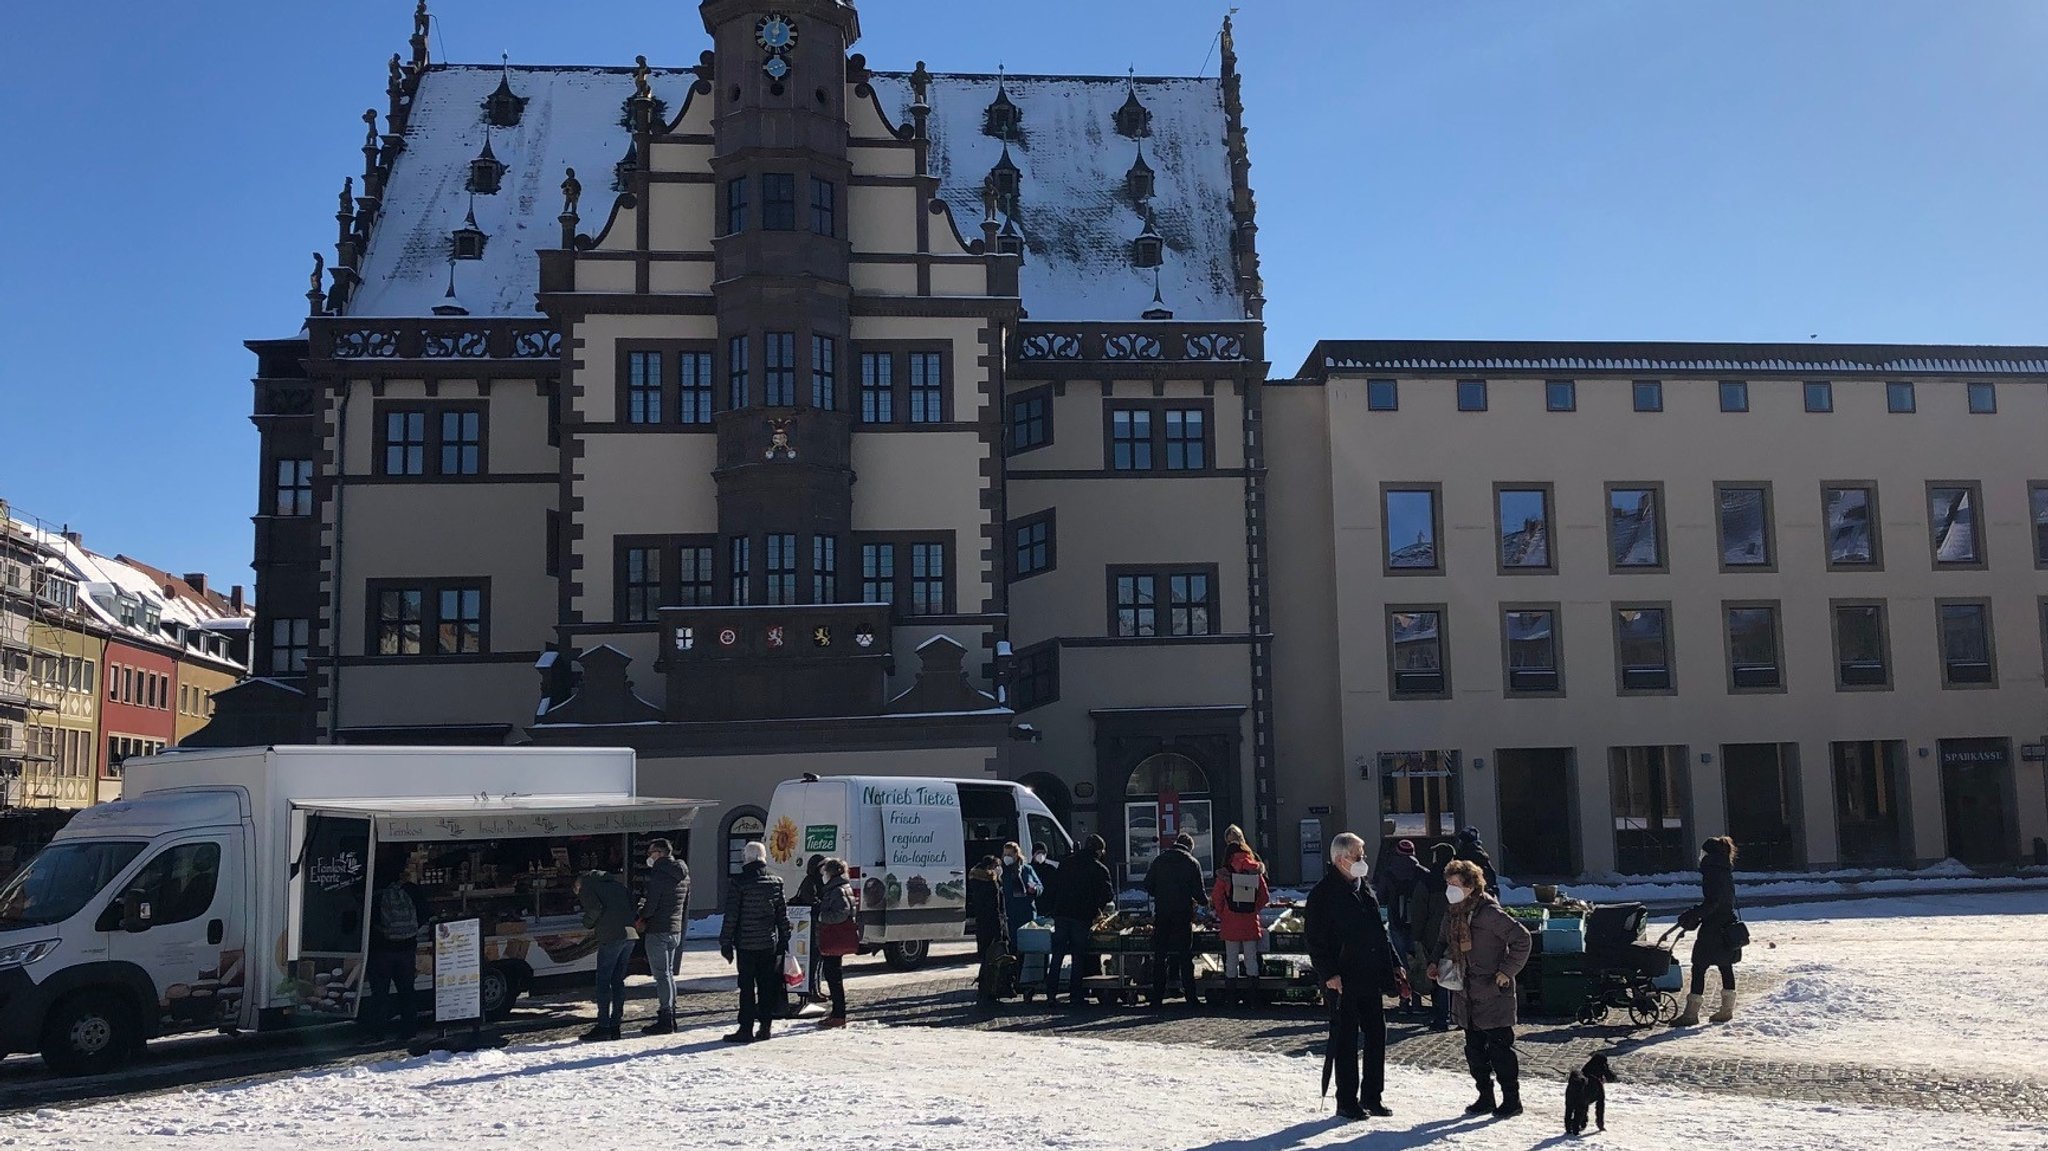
3,1,2044,591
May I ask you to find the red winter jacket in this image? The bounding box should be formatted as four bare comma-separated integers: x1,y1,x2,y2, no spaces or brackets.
1210,845,1271,943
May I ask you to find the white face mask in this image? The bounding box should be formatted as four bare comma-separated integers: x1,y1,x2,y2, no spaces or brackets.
645,856,660,869
1346,859,1370,880
1004,855,1019,866
1445,885,1469,905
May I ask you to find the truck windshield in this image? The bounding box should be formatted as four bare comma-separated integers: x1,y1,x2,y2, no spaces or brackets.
0,841,148,929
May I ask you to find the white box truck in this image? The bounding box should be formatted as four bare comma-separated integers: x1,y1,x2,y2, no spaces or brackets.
0,746,709,1075
763,775,1072,969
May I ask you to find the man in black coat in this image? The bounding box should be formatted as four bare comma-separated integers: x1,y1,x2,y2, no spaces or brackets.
1304,831,1404,1121
719,842,791,1043
636,839,691,1035
1045,834,1116,1006
1144,832,1208,1006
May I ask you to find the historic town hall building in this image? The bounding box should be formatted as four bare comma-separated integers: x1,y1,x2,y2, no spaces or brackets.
207,1,2048,899
211,1,1273,899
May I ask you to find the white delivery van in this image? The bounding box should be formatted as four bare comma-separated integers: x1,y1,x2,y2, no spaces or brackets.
0,746,709,1075
763,775,1073,969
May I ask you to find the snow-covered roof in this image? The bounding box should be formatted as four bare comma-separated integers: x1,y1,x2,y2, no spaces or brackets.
349,65,1246,324
349,65,697,318
868,72,1245,323
4,514,254,672
1306,340,2048,378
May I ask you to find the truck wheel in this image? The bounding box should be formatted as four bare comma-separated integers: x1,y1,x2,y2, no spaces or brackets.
882,940,929,970
480,963,523,1020
40,991,138,1078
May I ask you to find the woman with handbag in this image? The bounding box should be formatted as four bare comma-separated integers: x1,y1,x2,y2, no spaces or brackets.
812,858,858,1028
1673,836,1745,1025
1427,859,1531,1119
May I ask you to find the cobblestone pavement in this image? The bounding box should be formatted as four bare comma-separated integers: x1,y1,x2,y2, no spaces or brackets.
8,959,2046,1123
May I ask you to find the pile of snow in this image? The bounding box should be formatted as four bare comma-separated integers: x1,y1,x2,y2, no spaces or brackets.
12,1022,2043,1150
1645,890,2048,1073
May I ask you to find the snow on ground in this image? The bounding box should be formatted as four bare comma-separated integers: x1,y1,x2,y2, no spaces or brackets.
1643,889,2048,1073
1501,860,2048,907
10,1023,2043,1151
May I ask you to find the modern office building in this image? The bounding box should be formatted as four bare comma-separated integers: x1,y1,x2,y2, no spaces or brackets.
1269,343,2048,878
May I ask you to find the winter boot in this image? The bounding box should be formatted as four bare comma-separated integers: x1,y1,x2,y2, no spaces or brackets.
1710,987,1737,1023
577,1024,611,1043
1492,1086,1524,1120
1463,1080,1497,1115
754,1020,772,1041
1672,993,1703,1026
720,1025,754,1044
640,1012,676,1036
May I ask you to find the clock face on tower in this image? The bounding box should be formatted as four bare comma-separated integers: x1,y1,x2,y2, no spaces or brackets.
756,13,798,54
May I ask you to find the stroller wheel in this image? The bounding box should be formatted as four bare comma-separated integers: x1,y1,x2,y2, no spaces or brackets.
1576,999,1606,1025
1652,991,1681,1024
1628,991,1663,1028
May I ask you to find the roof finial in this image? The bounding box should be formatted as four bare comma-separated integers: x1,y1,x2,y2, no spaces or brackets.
410,1,430,72
502,50,510,80
307,252,326,316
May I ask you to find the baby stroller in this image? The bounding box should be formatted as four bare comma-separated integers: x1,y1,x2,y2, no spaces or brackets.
1574,903,1683,1028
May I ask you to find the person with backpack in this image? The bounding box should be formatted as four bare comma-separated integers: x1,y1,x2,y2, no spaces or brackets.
576,869,638,1042
1210,825,1270,1008
998,840,1043,942
812,858,857,1028
636,838,690,1036
1144,832,1207,1007
364,863,428,1043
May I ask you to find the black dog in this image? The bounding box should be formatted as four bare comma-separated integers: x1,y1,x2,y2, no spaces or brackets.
1564,1053,1619,1136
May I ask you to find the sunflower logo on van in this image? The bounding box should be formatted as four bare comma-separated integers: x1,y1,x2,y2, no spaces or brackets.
767,816,801,863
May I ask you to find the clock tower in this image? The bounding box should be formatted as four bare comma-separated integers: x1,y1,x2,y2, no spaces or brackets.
698,2,863,625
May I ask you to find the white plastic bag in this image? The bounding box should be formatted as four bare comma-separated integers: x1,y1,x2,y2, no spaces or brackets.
782,950,804,988
1436,959,1465,992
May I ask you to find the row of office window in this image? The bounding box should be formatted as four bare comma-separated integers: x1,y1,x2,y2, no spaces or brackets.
1384,480,2048,574
1004,388,1217,474
614,537,952,621
1372,377,2006,416
724,174,836,238
108,663,171,711
1384,597,2022,701
617,342,948,424
23,725,95,778
106,735,167,778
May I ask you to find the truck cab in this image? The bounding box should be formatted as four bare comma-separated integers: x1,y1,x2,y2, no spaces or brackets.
0,789,251,1076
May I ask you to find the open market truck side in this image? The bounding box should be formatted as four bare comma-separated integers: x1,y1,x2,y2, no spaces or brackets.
0,745,708,1076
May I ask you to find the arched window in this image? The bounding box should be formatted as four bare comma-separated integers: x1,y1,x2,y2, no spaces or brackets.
722,807,767,897
1124,752,1215,874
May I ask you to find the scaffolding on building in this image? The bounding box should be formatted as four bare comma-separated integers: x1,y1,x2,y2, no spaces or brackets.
0,498,102,811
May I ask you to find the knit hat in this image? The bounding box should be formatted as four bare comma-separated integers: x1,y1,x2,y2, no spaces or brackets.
1395,839,1416,856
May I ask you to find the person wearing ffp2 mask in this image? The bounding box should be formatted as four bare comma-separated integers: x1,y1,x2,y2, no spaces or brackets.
1303,831,1407,1122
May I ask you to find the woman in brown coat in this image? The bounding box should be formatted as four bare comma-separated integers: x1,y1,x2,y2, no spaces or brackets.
1427,859,1532,1119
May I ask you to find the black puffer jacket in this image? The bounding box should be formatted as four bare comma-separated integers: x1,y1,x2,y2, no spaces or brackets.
720,861,790,954
640,856,691,936
1689,856,1742,966
1144,845,1207,916
1048,847,1116,921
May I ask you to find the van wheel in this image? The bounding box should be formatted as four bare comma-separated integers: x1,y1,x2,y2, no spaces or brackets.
480,963,523,1020
882,940,930,970
41,991,138,1077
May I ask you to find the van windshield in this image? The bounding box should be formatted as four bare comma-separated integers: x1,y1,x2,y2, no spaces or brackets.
0,841,147,929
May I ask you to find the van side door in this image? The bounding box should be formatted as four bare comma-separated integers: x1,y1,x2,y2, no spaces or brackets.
98,827,248,1037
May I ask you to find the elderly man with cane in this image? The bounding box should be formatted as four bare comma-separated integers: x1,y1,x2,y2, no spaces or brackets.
1304,830,1407,1122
